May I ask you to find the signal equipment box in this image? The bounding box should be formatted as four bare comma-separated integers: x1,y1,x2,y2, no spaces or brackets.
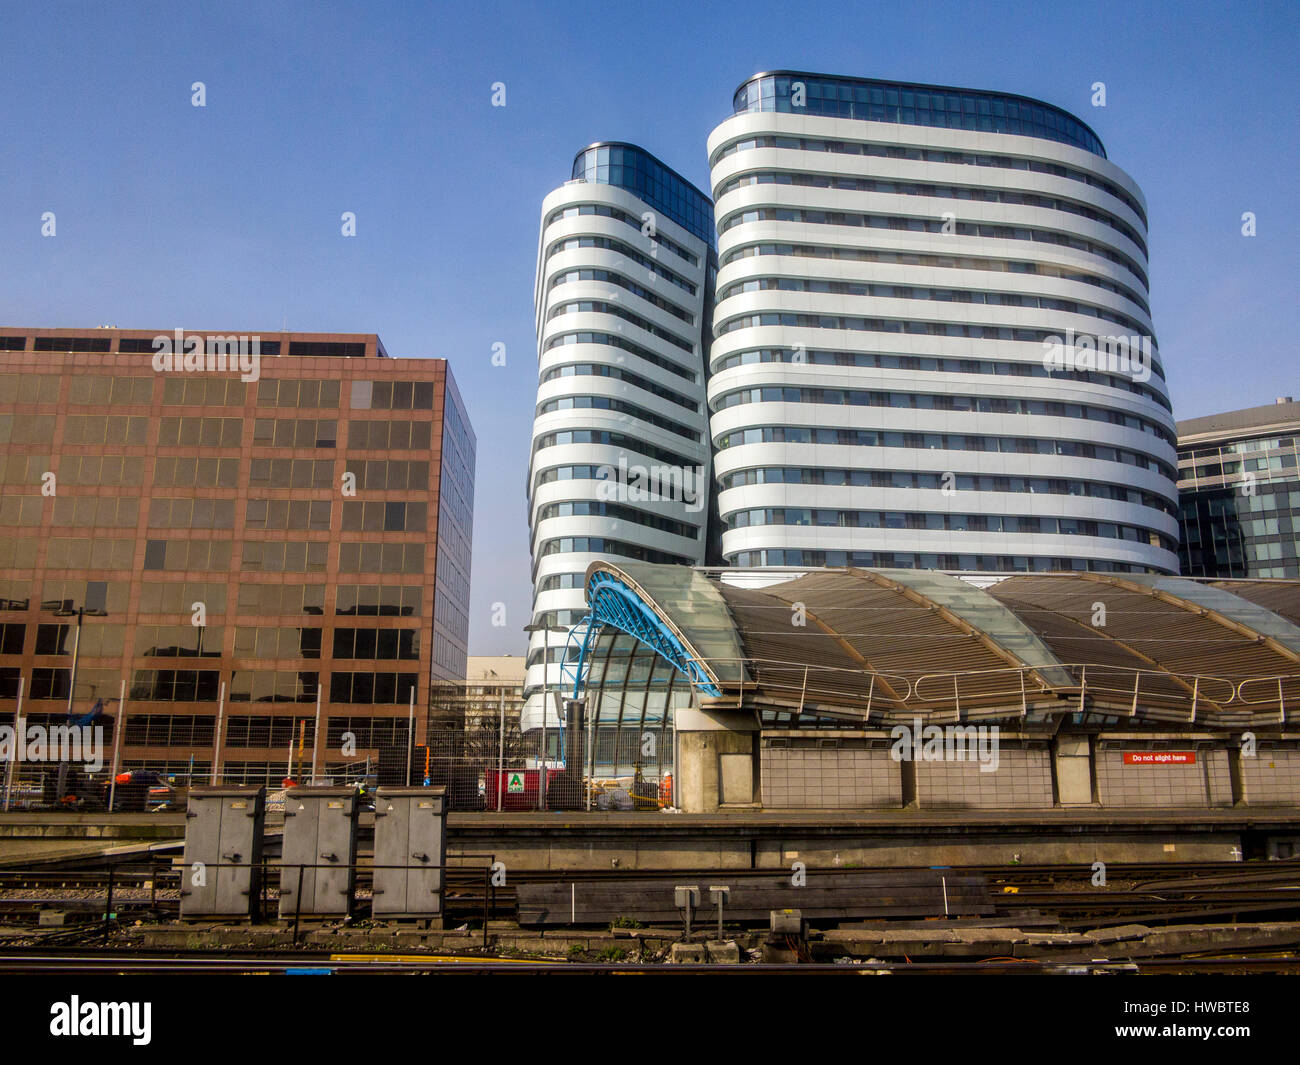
372,786,448,919
180,786,266,920
279,786,359,918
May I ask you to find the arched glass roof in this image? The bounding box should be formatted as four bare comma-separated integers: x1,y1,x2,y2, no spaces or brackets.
574,562,1300,729
582,562,750,695
874,569,1074,688
1123,574,1300,659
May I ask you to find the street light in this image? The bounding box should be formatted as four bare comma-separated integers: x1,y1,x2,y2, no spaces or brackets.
52,605,85,722
524,620,570,809
46,600,122,806
523,620,569,729
49,601,116,723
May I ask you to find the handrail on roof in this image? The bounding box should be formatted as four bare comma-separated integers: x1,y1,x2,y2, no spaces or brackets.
1236,674,1300,708
912,663,1239,714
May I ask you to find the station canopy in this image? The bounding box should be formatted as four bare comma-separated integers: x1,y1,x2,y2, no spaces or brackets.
577,562,1300,730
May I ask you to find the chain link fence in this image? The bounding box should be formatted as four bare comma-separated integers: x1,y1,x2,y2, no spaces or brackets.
2,722,674,814
408,725,675,812
0,735,378,812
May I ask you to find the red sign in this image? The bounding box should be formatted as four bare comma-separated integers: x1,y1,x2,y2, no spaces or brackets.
1124,751,1196,765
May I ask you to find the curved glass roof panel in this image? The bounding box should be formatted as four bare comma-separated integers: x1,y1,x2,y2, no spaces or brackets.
586,561,750,686
875,569,1076,687
1125,574,1300,659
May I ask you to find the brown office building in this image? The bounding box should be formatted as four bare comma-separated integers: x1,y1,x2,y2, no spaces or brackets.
0,327,474,791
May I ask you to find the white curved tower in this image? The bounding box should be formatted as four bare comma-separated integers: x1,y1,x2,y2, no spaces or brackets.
707,73,1179,574
525,143,715,727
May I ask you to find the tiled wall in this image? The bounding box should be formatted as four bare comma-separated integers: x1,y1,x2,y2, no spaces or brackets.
759,733,1299,811
1095,746,1234,808
761,740,900,809
916,744,1054,809
1240,747,1300,805
759,737,1053,809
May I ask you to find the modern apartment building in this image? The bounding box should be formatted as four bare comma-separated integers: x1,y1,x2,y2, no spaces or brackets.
1178,397,1300,578
525,143,716,728
0,327,473,788
706,72,1180,574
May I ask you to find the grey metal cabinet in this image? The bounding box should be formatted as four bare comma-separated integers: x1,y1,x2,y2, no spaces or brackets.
278,786,359,918
372,787,447,918
180,786,265,920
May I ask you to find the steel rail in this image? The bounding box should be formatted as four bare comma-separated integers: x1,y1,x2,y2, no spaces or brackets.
0,951,1297,974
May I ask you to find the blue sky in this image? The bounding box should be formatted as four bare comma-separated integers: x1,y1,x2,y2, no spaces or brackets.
1,0,1296,655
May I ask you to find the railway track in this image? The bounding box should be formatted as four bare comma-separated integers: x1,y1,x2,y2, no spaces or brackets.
4,857,1289,881
0,949,1297,974
4,859,1299,930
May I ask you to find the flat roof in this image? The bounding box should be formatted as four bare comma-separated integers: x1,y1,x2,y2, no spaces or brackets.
0,327,391,358
1177,399,1300,443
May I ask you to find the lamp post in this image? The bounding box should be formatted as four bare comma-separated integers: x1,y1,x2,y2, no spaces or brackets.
106,679,127,812
57,606,85,721
50,601,112,803
524,620,568,810
2,676,22,812
523,620,565,741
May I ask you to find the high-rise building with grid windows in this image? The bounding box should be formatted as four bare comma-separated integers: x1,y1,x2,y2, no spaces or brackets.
1178,398,1300,578
0,327,473,791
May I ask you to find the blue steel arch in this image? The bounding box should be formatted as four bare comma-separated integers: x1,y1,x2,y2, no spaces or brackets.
561,570,722,698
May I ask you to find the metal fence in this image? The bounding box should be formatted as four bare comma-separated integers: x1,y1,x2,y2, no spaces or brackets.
2,725,675,813
0,756,376,813
412,725,674,812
